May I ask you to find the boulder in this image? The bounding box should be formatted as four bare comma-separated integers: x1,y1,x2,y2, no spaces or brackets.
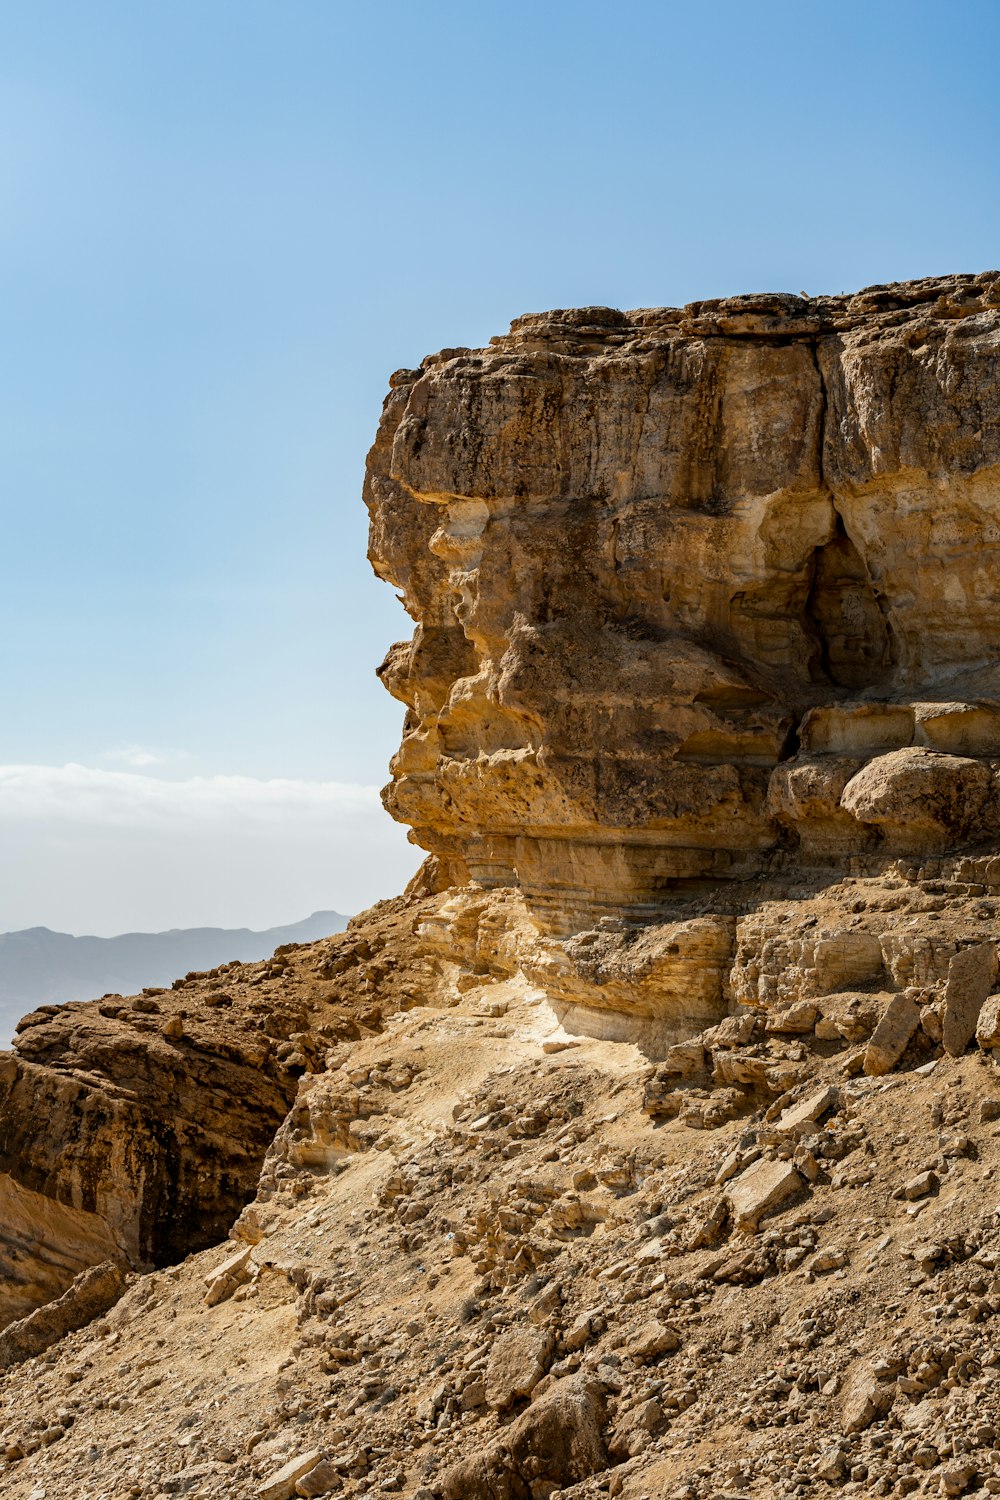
484,1326,554,1410
943,944,998,1054
438,1374,608,1500
864,993,922,1076
725,1158,803,1231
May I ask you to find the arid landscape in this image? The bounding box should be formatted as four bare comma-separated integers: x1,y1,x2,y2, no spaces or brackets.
2,271,1000,1500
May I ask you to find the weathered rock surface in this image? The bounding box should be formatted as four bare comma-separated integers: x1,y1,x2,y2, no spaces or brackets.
0,898,434,1326
367,273,1000,937
0,1260,123,1372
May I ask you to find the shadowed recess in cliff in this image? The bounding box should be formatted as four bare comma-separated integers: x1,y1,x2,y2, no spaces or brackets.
805,516,895,691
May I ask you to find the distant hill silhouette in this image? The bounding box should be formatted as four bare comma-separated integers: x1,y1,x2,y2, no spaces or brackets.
0,911,348,1047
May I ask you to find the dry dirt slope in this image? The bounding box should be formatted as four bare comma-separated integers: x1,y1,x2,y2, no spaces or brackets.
3,877,1000,1499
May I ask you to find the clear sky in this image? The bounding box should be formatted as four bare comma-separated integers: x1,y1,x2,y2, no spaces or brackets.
2,0,998,933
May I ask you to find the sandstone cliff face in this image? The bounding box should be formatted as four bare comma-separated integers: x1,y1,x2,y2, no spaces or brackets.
367,273,1000,932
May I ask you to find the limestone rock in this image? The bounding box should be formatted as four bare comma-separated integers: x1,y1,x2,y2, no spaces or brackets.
774,1085,840,1136
437,1374,608,1500
258,1450,325,1500
484,1325,553,1409
942,943,998,1055
725,1158,803,1231
841,748,996,851
0,1260,123,1371
842,1368,895,1431
977,993,1000,1050
368,275,1000,939
864,994,922,1076
626,1319,682,1362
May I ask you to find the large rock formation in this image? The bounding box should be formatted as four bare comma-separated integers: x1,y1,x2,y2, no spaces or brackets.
367,273,1000,931
4,276,1000,1500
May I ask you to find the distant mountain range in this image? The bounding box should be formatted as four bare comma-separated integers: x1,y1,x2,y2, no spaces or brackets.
0,911,348,1048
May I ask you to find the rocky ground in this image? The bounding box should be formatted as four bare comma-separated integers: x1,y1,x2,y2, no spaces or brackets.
5,873,1000,1499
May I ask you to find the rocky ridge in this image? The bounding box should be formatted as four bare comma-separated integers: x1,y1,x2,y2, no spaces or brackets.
0,274,999,1499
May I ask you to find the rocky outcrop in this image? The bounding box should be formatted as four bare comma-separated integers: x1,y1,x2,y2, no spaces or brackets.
0,1260,124,1372
0,903,427,1328
367,272,1000,933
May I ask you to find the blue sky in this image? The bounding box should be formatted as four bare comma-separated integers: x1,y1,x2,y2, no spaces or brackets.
2,0,998,932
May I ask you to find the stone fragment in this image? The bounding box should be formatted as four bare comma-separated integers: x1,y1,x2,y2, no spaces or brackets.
806,1247,848,1274
205,1244,254,1307
484,1326,554,1410
765,1001,819,1034
626,1320,681,1362
904,1170,938,1200
943,943,998,1054
562,1314,593,1352
725,1158,803,1231
438,1375,607,1500
774,1085,839,1135
842,748,993,850
842,1369,894,1431
977,994,1000,1050
295,1461,341,1498
258,1451,325,1500
864,994,922,1075
0,1260,125,1371
686,1195,728,1248
460,1378,486,1409
659,1040,707,1078
709,1014,757,1048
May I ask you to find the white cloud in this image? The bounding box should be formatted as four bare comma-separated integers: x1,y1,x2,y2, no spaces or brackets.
99,744,167,768
0,763,421,935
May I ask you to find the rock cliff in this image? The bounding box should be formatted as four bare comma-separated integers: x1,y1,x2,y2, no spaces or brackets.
368,272,1000,923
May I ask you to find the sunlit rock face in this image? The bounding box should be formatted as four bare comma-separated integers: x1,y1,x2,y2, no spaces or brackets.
367,274,1000,930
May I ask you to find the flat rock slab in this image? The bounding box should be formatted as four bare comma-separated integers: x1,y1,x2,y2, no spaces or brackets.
485,1326,553,1410
864,994,922,1075
943,943,998,1055
726,1158,803,1231
257,1451,324,1500
775,1085,840,1135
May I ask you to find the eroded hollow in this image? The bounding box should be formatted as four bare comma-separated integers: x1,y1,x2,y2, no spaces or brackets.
805,516,894,690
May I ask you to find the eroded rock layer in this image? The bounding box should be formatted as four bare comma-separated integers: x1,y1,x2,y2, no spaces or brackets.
367,273,1000,932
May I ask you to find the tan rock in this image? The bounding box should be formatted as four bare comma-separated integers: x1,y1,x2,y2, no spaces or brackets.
484,1325,554,1410
258,1451,325,1500
774,1085,840,1135
369,279,1000,940
725,1158,803,1231
842,749,995,851
295,1460,341,1496
864,994,922,1075
626,1320,682,1362
438,1374,607,1500
0,1260,124,1371
942,943,998,1054
842,1369,895,1431
977,994,1000,1050
765,1001,819,1034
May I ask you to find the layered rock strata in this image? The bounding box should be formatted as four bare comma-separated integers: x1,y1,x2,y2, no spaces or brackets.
0,905,428,1327
367,272,1000,931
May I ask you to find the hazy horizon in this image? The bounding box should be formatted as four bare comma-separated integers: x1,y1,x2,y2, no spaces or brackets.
3,0,998,933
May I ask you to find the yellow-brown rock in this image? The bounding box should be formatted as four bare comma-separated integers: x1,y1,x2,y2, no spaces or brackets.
367,273,1000,930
